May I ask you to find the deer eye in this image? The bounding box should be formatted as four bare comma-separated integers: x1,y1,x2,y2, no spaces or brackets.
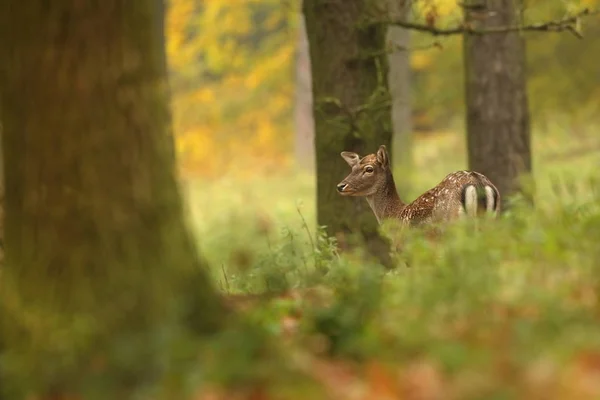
364,166,374,173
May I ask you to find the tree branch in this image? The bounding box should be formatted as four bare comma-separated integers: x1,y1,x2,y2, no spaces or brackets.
353,41,443,61
369,8,599,39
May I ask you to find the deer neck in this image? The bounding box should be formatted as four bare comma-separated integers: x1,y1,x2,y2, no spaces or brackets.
365,173,405,224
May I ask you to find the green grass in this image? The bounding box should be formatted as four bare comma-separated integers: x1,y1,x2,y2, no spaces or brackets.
180,123,600,398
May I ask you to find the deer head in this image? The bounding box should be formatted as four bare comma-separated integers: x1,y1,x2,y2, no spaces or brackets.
336,145,391,197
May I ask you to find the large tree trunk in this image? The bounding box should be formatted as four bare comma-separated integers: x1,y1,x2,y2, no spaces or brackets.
294,11,315,172
303,0,393,266
0,123,3,265
387,0,413,196
463,0,532,207
0,0,226,389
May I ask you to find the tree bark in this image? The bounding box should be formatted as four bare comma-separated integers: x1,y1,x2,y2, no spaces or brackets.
156,0,177,161
294,11,315,172
0,122,4,265
387,0,413,196
303,0,393,266
463,0,532,207
0,0,226,373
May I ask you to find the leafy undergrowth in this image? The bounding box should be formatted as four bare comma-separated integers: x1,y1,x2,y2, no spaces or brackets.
6,179,600,399
170,173,600,400
169,127,600,399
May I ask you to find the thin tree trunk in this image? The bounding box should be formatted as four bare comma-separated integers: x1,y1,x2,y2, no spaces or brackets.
0,1,226,392
303,0,393,266
387,0,413,196
294,11,315,171
463,0,532,207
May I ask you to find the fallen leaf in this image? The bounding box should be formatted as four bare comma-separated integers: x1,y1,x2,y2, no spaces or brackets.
558,351,600,400
399,360,446,400
364,361,399,400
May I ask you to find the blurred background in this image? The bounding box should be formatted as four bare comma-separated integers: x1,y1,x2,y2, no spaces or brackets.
169,0,599,178
169,0,599,269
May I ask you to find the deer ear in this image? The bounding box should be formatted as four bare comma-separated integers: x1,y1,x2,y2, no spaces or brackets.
376,145,389,169
341,151,360,167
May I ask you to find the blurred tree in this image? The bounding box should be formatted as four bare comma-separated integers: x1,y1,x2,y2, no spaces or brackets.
294,10,315,171
0,0,226,392
0,123,3,265
303,0,394,266
463,0,532,205
387,0,413,195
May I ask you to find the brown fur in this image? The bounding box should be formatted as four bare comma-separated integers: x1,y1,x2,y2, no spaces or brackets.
337,145,500,226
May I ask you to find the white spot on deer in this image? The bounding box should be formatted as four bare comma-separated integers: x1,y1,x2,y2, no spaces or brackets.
485,185,497,215
463,185,478,217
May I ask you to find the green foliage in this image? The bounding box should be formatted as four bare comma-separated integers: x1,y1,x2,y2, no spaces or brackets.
184,123,600,396
171,171,600,397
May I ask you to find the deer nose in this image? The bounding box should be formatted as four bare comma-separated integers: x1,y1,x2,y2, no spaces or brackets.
337,183,348,192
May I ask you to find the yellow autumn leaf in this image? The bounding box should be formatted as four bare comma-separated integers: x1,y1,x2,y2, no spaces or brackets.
194,88,217,104
411,52,433,71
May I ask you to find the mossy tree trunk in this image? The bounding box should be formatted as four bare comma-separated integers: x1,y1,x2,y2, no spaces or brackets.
0,1,226,391
0,123,4,265
303,0,393,265
388,0,413,197
463,0,532,207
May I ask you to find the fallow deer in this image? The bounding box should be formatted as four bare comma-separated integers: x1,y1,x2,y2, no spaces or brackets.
336,145,500,226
